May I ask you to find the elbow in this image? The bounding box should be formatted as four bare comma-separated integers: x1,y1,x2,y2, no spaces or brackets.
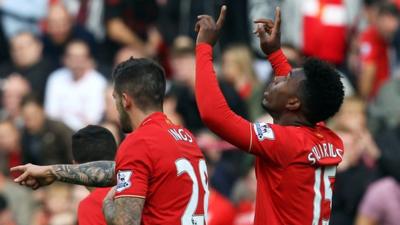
198,107,218,129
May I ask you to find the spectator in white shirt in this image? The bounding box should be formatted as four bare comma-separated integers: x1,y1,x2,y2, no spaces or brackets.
44,40,106,131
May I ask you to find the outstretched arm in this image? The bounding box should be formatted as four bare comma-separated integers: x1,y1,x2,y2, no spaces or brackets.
11,161,116,189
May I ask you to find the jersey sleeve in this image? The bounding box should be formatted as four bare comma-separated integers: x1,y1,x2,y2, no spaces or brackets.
360,35,377,64
195,43,296,166
114,138,152,199
267,48,292,77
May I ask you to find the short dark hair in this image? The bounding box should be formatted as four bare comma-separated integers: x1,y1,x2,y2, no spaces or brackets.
300,58,344,124
113,58,166,111
72,125,117,163
20,94,43,108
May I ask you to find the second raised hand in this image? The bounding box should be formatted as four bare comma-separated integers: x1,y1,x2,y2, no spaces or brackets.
254,7,282,55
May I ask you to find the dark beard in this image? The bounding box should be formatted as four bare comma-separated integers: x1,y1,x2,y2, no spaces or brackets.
116,100,133,133
119,109,133,133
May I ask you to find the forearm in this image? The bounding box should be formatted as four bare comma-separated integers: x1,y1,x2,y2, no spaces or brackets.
103,197,144,225
195,43,252,151
51,161,116,187
103,197,116,225
267,48,292,76
107,19,145,48
359,64,376,99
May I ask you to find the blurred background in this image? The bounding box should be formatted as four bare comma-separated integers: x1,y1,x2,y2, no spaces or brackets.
0,0,399,225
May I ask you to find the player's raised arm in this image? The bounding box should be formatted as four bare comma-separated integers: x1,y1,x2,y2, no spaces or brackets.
11,161,116,190
254,7,292,76
195,6,256,152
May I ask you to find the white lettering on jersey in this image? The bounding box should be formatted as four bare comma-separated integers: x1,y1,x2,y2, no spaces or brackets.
307,143,343,165
253,122,275,141
116,170,132,192
168,129,193,143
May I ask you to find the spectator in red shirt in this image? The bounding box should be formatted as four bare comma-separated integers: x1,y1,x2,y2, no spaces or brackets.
358,2,399,100
73,125,117,225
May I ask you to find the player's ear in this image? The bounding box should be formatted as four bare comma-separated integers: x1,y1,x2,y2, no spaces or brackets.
121,93,132,109
286,97,301,111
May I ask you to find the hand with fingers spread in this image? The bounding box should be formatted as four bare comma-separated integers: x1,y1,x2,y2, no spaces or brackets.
195,5,227,46
11,164,56,190
254,7,281,55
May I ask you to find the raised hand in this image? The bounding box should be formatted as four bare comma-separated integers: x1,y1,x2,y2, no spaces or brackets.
254,7,281,55
195,5,227,46
11,164,56,190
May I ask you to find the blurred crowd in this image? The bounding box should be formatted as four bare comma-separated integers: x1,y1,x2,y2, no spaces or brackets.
0,0,399,225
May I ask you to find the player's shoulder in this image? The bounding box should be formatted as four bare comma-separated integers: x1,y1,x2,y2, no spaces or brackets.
317,125,343,145
118,132,151,156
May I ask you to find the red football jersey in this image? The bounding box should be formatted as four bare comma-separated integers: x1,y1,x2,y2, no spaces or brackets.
78,188,110,225
196,43,344,225
114,112,208,225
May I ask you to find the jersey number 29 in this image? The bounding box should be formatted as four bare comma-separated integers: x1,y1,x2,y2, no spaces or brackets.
176,159,209,225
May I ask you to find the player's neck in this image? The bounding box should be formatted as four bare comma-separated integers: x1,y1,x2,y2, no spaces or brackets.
130,108,163,129
273,113,313,127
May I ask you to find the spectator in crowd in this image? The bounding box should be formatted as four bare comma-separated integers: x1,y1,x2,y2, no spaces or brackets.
0,160,35,225
368,69,400,135
278,0,362,65
169,36,248,133
221,44,264,121
358,2,399,100
0,194,16,225
44,40,107,131
0,32,55,101
0,0,47,39
104,0,162,58
355,147,400,225
329,97,380,225
42,3,97,66
0,120,22,178
0,75,31,124
31,184,78,225
20,95,73,165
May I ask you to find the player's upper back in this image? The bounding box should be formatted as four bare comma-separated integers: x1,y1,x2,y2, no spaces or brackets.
115,112,208,225
250,122,344,225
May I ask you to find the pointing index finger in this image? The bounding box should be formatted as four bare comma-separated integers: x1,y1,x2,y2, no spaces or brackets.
216,5,227,30
272,7,281,36
10,165,26,172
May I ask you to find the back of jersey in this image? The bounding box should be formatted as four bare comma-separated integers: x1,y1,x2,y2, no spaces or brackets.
114,113,208,225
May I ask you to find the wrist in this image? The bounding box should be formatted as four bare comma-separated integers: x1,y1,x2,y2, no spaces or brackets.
49,165,60,180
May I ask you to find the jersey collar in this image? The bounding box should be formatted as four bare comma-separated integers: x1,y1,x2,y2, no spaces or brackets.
139,112,167,127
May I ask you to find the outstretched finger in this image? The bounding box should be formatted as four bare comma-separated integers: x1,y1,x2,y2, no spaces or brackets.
14,170,30,183
272,7,281,37
216,5,227,30
10,164,27,173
